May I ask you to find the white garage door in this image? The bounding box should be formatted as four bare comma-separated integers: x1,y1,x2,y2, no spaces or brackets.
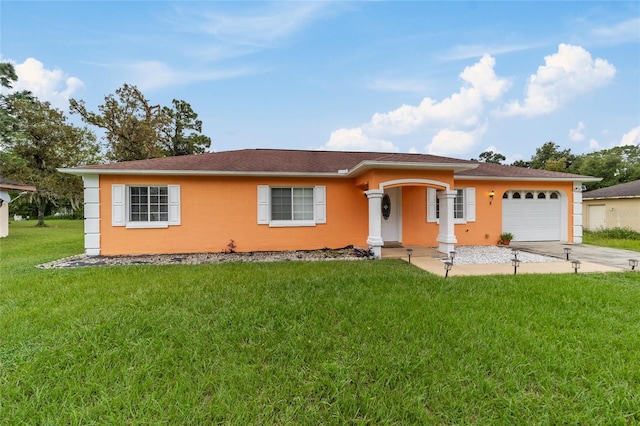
502,190,562,241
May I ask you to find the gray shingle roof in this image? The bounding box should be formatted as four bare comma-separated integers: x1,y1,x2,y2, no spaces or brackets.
582,179,640,199
61,148,598,181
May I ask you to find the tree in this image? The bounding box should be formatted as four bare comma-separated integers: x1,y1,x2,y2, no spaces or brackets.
70,84,212,161
510,159,531,168
160,99,211,156
472,150,506,164
0,62,19,142
529,141,576,172
573,145,640,190
0,62,17,89
1,93,99,226
70,83,169,162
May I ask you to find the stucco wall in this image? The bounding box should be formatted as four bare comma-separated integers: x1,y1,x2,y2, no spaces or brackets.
94,173,578,256
583,198,640,231
0,202,8,238
99,175,370,256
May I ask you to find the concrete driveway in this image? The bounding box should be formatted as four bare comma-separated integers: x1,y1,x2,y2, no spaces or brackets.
383,243,638,276
511,242,639,271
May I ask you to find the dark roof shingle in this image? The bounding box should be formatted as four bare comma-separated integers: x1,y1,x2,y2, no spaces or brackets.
63,148,598,181
582,179,640,199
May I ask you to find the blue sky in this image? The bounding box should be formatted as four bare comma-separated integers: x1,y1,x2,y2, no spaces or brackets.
2,1,639,163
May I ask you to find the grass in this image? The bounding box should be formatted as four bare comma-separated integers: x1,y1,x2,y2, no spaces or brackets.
583,227,640,251
1,221,640,424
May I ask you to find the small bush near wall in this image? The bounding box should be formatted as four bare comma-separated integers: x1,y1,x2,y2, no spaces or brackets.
584,227,640,240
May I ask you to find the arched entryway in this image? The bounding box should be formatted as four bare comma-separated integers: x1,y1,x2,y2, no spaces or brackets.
366,178,456,257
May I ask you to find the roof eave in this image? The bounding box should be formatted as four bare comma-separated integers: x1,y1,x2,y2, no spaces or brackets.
583,195,640,200
58,168,346,178
0,183,37,191
345,161,478,176
454,175,602,182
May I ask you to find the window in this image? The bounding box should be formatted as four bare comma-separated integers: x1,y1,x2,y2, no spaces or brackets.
512,192,521,199
130,186,168,222
112,184,180,228
257,185,326,227
271,187,314,221
437,189,464,219
525,192,534,199
550,192,559,199
427,187,475,223
537,192,546,199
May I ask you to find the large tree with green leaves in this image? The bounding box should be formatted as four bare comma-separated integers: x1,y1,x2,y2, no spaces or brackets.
70,83,167,162
1,93,99,226
70,84,211,162
572,145,640,190
529,141,576,172
0,62,19,142
472,150,506,164
160,99,211,156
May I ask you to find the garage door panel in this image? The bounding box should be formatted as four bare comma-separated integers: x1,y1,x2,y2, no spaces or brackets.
503,197,561,241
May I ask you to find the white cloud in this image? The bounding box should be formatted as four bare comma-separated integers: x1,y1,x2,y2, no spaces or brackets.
425,125,487,156
364,54,510,136
367,78,429,93
619,126,640,146
588,138,601,151
439,42,538,61
324,54,509,155
569,121,586,142
322,127,399,152
7,58,84,109
125,61,254,90
592,18,640,45
176,2,334,48
501,44,616,117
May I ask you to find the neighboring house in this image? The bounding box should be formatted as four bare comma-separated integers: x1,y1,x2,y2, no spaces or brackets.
0,178,37,238
59,149,600,257
582,179,640,232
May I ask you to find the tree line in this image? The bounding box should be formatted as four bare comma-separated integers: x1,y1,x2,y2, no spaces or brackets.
1,60,638,225
472,142,640,191
0,62,210,225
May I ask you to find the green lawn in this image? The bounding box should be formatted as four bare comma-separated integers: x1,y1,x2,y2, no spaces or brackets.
1,221,640,424
583,228,640,252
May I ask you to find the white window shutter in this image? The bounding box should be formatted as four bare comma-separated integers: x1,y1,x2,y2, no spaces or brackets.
257,185,270,224
427,188,437,222
168,185,181,225
112,185,125,226
466,187,476,222
314,186,326,224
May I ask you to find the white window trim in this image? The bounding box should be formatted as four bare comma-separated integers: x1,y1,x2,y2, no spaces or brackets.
112,184,180,229
427,187,476,224
257,185,326,227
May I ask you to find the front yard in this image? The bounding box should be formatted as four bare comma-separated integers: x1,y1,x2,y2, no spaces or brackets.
1,221,639,424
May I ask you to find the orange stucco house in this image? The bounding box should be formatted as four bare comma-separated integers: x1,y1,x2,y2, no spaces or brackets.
60,149,600,258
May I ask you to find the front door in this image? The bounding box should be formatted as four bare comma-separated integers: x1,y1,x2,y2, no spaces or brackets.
381,187,401,243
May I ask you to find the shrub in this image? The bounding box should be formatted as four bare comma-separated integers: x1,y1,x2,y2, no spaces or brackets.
584,227,640,240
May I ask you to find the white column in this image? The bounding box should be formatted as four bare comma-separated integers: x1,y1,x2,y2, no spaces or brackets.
573,182,583,244
83,175,101,256
366,189,384,258
437,190,457,254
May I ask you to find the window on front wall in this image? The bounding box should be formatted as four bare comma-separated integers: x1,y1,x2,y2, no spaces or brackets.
271,187,314,221
129,186,169,222
436,189,465,219
257,185,326,227
112,184,180,228
427,187,475,223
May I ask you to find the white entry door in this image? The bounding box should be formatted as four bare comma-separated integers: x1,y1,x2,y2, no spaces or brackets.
588,205,606,230
381,187,401,243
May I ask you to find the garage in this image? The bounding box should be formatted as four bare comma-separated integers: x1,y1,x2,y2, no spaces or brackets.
502,190,562,241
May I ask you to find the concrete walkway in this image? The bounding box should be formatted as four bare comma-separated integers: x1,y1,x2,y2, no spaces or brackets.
382,243,638,277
